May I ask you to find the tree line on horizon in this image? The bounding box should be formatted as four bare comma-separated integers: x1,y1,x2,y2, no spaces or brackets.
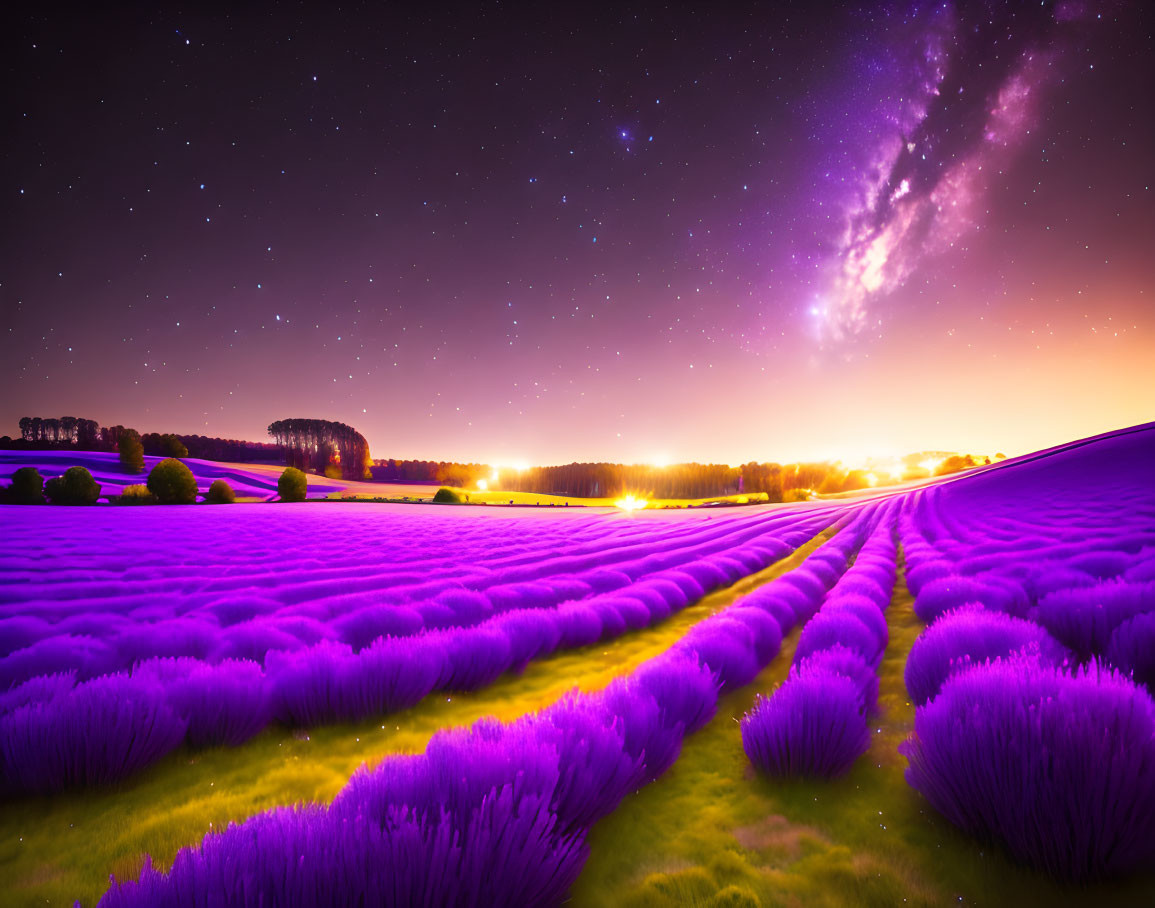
373,459,899,500
370,459,490,486
496,457,985,500
5,416,282,464
6,414,987,499
497,461,792,500
6,414,371,480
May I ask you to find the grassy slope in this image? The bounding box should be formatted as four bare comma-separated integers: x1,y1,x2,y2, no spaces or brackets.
0,532,830,908
571,561,1155,907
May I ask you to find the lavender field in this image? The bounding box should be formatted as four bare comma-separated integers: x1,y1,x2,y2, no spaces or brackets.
2,426,1155,906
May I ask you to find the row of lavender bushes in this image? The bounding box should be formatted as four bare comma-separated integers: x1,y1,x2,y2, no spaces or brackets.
0,508,833,680
1,514,835,794
741,503,898,777
897,476,1155,881
93,504,865,904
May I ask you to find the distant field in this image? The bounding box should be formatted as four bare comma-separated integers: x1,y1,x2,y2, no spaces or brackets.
1,425,1153,906
0,452,773,508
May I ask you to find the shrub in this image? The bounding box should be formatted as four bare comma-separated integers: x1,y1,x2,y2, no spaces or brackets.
97,791,587,908
205,479,236,504
269,636,447,725
115,484,155,505
0,616,54,657
821,595,889,648
278,467,308,502
914,574,1027,623
675,618,760,690
0,672,76,715
160,433,189,458
432,486,462,503
904,605,1069,704
741,670,869,778
147,458,198,504
0,673,187,793
492,610,562,670
795,644,879,713
629,652,719,736
900,659,1155,881
439,628,512,690
1034,580,1155,660
7,467,44,504
783,488,810,502
793,609,884,669
209,621,305,664
725,606,784,665
113,618,220,665
1106,612,1155,692
0,635,116,688
119,429,144,473
135,658,270,748
332,604,424,651
43,466,100,505
553,602,603,648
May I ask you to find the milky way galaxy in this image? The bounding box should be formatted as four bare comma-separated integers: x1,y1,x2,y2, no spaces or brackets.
812,2,1093,342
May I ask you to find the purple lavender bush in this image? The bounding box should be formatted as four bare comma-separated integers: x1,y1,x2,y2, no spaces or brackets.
904,605,1069,704
900,658,1155,881
793,609,884,669
1105,611,1155,692
741,669,869,778
1033,580,1155,660
794,644,879,713
1,673,186,793
913,574,1027,624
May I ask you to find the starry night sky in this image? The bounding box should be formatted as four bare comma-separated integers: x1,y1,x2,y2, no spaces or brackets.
4,1,1153,465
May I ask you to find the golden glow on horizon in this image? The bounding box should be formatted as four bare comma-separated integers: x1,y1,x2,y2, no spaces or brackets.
614,494,648,511
919,457,943,473
476,479,488,491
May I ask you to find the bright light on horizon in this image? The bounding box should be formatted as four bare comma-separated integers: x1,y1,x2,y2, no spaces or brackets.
614,494,648,511
476,478,488,491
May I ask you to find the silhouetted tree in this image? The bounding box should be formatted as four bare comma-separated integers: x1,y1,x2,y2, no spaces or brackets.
140,432,190,458
268,418,371,480
119,429,144,473
15,415,99,447
103,425,130,452
77,418,100,448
